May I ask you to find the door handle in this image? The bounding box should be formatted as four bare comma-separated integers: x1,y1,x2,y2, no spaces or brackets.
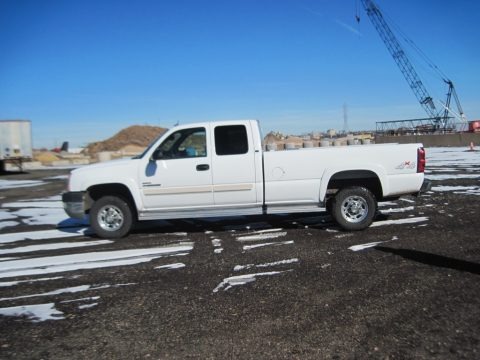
196,164,210,171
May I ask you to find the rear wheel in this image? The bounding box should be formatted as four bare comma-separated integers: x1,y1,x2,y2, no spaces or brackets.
332,187,376,231
90,196,133,238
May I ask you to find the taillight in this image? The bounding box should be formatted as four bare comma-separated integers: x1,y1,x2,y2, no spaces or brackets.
417,147,426,173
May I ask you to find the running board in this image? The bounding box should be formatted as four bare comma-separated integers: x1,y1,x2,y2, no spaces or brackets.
138,206,263,221
265,205,326,215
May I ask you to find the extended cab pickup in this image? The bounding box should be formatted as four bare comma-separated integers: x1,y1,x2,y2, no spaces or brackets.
63,120,430,238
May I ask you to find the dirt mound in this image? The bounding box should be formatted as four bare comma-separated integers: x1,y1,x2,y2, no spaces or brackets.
33,151,60,164
84,125,167,155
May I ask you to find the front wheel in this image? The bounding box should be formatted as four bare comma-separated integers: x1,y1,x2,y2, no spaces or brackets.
90,196,133,238
331,187,377,231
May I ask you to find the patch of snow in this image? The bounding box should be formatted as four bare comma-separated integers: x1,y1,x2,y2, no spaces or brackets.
249,228,284,234
12,208,70,226
154,263,186,270
0,240,114,255
431,185,477,192
20,195,62,202
3,201,62,208
348,241,384,252
0,276,63,287
371,217,428,227
0,284,109,302
78,303,98,310
234,258,299,272
0,221,19,230
400,198,415,203
211,239,222,247
426,174,480,180
0,227,90,245
0,210,16,221
0,243,194,278
213,271,289,293
349,236,398,252
243,240,294,251
0,180,45,190
378,201,398,207
0,303,64,322
236,232,287,242
380,206,414,214
214,248,223,254
60,296,100,304
45,175,69,180
335,233,353,239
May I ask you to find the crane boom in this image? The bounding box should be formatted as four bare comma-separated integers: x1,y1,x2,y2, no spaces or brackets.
360,0,439,120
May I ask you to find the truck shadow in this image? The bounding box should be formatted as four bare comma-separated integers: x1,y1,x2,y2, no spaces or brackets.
131,212,334,236
374,246,480,275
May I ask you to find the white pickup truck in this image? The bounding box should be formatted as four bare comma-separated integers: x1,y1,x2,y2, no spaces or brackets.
63,120,430,238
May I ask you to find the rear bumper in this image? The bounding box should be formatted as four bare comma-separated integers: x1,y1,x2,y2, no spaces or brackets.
62,191,85,218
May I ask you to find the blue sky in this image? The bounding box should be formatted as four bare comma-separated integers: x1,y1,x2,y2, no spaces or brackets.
1,0,479,148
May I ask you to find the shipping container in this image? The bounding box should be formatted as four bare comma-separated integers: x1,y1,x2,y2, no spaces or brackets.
468,120,480,133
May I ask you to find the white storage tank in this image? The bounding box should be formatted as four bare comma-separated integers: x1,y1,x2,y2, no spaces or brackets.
0,120,33,160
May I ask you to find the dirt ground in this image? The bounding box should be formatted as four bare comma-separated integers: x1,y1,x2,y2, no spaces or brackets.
0,162,479,359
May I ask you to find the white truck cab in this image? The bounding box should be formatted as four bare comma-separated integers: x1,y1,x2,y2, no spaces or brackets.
63,120,430,238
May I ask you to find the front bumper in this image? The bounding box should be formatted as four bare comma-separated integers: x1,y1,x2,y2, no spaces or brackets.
62,191,86,219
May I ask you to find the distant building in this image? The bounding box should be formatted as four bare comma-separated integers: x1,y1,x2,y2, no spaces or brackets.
327,129,336,138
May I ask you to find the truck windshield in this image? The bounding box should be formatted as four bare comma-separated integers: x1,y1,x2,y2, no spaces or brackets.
132,136,163,159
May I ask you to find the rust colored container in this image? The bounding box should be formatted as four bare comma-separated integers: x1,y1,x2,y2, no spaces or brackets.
468,120,480,132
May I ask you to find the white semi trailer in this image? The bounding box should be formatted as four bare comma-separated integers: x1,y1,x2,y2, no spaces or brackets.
0,120,33,172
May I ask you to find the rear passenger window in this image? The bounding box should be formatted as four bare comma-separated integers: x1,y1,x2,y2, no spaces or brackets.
214,125,249,156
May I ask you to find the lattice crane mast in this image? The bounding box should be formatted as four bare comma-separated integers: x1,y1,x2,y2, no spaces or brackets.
359,0,466,131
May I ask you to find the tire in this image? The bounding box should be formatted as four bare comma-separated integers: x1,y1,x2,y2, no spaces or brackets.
90,196,133,238
331,187,377,231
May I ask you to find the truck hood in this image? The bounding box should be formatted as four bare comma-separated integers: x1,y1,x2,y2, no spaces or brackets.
69,158,141,191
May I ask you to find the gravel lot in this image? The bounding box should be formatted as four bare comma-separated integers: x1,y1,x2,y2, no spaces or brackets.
0,147,479,359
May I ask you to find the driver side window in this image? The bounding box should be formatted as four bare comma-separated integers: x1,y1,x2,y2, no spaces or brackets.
153,127,206,160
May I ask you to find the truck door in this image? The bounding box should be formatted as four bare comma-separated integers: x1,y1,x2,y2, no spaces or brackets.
139,126,214,210
211,123,258,206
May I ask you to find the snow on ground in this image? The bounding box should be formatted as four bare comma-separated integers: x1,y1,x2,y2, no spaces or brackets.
424,147,480,194
236,232,287,242
371,216,429,227
213,271,290,293
1,196,87,230
242,240,294,251
0,243,194,278
233,258,299,272
349,236,399,252
0,303,64,322
0,277,64,288
426,147,480,167
0,227,90,245
0,240,114,255
0,180,45,190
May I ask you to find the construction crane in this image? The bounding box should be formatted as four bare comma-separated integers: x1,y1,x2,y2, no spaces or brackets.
358,0,466,132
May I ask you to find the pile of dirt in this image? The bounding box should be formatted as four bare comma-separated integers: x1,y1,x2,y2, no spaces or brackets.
33,151,60,164
84,125,167,155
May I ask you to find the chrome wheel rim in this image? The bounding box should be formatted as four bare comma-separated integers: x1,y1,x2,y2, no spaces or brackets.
341,196,368,223
97,205,124,232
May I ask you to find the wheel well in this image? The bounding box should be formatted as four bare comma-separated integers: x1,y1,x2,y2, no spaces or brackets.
86,183,137,215
326,170,383,200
